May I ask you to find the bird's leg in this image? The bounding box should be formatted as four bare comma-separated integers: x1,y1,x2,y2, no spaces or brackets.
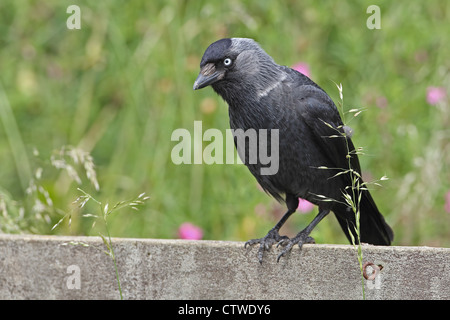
245,195,298,263
276,208,330,262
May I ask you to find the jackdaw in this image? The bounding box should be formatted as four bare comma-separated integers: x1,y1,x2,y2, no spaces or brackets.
194,38,394,263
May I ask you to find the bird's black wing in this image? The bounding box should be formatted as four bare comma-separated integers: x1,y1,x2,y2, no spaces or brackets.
286,76,393,245
291,82,361,177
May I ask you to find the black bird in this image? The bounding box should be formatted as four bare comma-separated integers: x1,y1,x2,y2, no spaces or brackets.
194,38,394,263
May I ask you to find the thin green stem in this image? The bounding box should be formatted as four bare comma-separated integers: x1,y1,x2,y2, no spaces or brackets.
105,219,123,300
335,83,365,300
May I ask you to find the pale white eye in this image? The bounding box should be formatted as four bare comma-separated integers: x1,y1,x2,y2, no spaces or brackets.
223,58,232,66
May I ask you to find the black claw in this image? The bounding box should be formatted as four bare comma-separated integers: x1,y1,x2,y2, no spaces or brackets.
276,238,289,248
277,240,295,262
276,251,286,263
276,233,315,263
244,229,288,263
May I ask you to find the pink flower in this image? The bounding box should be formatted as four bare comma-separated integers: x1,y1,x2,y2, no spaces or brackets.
426,87,446,105
375,96,388,109
297,198,315,213
292,62,311,78
178,222,203,240
445,191,450,213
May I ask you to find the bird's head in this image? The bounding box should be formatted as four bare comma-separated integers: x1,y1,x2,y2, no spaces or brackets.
193,38,278,92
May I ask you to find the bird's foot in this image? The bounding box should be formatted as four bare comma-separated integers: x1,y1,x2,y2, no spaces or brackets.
276,232,315,262
245,229,289,264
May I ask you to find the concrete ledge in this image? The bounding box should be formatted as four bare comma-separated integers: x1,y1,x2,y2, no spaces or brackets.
0,234,449,299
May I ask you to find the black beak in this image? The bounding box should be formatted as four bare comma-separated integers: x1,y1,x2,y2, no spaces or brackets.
193,72,220,90
193,63,224,90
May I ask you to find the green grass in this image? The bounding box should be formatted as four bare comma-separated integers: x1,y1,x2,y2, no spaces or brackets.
0,0,449,247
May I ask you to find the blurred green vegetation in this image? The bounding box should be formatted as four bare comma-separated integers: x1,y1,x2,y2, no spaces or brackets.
0,0,449,246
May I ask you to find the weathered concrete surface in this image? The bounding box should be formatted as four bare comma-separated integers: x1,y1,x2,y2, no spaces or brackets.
0,234,449,299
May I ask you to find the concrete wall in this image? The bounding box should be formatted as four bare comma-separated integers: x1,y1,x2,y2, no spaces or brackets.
0,234,449,299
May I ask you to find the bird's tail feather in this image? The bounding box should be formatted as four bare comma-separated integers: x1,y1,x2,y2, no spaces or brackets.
335,190,394,246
